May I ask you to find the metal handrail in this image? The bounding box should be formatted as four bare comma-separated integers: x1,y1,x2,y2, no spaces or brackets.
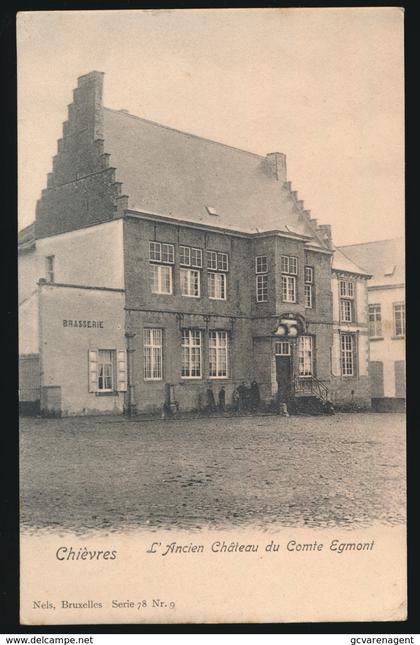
293,376,329,402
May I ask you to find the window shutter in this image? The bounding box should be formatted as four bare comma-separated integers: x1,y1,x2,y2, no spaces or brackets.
331,333,341,377
88,350,98,393
117,349,128,392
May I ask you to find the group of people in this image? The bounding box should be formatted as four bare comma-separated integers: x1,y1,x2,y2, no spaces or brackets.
200,380,261,414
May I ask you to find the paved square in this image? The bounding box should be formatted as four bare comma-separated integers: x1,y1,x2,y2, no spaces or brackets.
20,412,405,534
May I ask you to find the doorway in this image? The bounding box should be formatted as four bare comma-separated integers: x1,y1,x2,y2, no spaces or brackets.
276,355,292,403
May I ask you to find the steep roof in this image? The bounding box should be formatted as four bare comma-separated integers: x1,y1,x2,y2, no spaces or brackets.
339,238,404,287
103,107,326,245
332,246,371,277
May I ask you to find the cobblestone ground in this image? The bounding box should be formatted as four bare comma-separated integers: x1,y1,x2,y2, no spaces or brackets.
20,413,405,534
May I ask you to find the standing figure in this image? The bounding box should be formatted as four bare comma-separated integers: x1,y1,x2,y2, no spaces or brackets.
218,386,226,412
237,381,247,412
207,386,217,413
232,387,240,413
250,379,261,412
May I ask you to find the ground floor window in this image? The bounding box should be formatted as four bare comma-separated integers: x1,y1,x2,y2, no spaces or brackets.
98,350,114,391
182,329,202,378
341,334,355,376
144,328,163,380
209,331,228,378
297,336,313,376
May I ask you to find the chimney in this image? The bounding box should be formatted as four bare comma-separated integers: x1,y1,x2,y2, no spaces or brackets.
265,152,287,181
317,224,333,250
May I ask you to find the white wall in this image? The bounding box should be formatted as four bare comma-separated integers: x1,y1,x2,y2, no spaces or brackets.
19,292,39,354
368,285,405,397
19,219,125,302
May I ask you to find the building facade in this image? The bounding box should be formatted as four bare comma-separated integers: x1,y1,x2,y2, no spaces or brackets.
339,239,405,411
19,71,371,416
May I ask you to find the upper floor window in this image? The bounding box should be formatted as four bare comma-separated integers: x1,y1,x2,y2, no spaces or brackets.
256,275,268,303
150,264,172,295
393,303,405,338
340,299,353,323
339,280,354,298
304,284,313,309
369,304,382,338
180,245,203,268
304,266,313,284
281,255,298,275
180,268,200,298
209,331,228,378
207,250,229,272
149,241,174,264
181,329,202,379
282,275,296,303
255,256,268,302
144,329,163,381
46,256,55,283
208,272,226,300
255,255,268,274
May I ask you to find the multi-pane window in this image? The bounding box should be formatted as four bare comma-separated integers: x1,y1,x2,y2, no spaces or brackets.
339,280,354,298
339,279,354,322
209,331,228,378
150,264,172,294
206,251,229,271
143,329,163,380
46,256,55,283
256,274,268,303
208,272,226,300
281,256,298,275
341,334,355,376
275,341,290,356
180,245,203,268
255,255,268,302
340,299,353,322
180,268,200,297
181,329,202,378
393,303,405,337
297,336,313,377
255,256,268,274
98,350,114,391
304,284,313,308
149,241,175,264
369,304,382,338
304,266,313,284
282,275,296,303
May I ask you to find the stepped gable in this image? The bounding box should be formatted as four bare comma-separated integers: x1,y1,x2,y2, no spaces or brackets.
35,71,128,239
34,71,330,248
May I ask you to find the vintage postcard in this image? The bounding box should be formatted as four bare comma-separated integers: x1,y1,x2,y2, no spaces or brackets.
17,8,406,624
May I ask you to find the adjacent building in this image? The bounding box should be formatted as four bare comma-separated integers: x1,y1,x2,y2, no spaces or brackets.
339,238,405,410
19,71,372,416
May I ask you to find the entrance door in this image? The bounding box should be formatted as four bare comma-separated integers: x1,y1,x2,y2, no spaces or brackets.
276,355,292,403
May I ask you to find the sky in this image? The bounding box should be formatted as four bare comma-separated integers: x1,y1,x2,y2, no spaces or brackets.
17,8,404,246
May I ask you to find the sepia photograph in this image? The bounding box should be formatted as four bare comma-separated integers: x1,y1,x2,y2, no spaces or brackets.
17,8,405,624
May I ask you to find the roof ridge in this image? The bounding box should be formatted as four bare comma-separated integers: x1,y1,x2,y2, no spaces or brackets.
334,245,371,275
104,107,266,161
339,237,403,248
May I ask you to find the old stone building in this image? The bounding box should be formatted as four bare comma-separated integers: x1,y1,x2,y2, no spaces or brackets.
19,71,371,416
340,238,405,410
